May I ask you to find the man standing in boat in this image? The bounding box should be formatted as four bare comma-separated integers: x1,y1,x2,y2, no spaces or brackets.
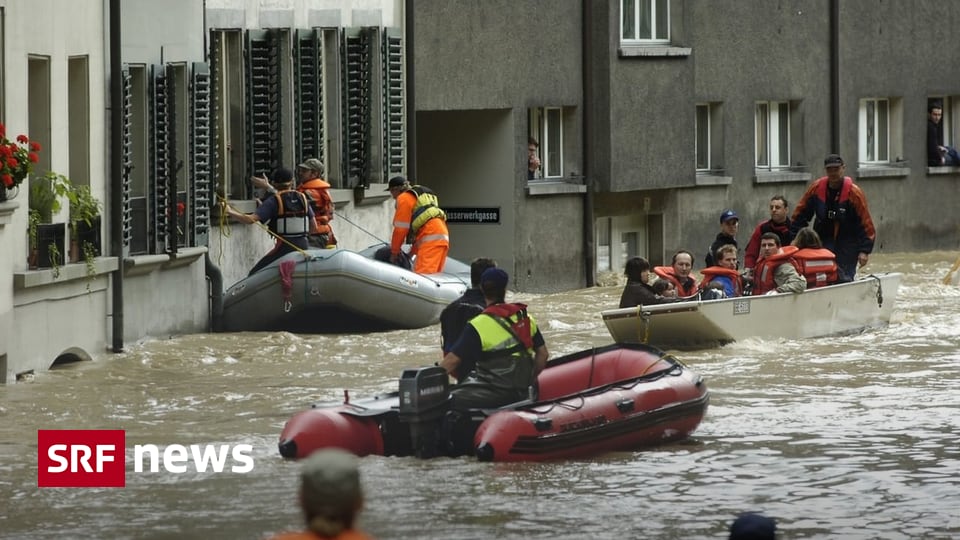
228,168,317,275
439,268,549,410
386,176,450,274
440,257,497,382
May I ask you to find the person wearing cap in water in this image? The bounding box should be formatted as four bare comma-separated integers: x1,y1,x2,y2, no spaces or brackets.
790,154,876,281
266,448,372,540
385,176,450,274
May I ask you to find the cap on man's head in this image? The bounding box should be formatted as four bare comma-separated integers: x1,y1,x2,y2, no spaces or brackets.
729,512,776,540
297,158,324,172
719,210,739,224
824,154,844,167
270,167,295,185
299,449,362,511
384,176,407,191
480,267,509,289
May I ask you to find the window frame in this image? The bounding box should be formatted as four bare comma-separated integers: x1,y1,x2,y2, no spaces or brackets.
695,103,710,171
859,97,890,164
620,0,671,44
755,100,791,170
528,107,565,180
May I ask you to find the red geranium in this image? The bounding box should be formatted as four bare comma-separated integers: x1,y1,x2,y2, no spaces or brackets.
0,123,40,189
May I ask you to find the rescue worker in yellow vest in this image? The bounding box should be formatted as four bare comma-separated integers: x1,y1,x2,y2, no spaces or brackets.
385,176,450,274
228,167,317,275
439,268,549,411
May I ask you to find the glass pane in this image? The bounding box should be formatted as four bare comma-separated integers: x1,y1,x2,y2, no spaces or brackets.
622,231,638,260
638,0,652,40
596,218,611,271
546,108,562,176
777,102,790,166
878,100,889,161
696,105,709,170
655,0,669,40
866,100,876,161
622,0,635,40
755,103,769,167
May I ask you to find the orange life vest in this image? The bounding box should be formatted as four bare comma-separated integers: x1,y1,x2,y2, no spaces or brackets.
698,267,743,297
792,247,839,288
753,245,799,295
298,178,336,243
653,266,699,298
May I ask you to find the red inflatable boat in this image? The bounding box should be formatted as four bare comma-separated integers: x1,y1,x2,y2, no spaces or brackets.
278,343,709,462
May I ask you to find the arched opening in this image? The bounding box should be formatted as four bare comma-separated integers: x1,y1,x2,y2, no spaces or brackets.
49,348,93,370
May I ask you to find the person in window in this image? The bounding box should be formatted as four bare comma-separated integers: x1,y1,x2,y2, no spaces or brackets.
927,102,960,166
790,154,875,281
228,167,317,275
619,256,679,308
527,137,541,180
386,176,450,274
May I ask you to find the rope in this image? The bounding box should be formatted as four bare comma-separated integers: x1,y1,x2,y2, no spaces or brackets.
217,194,311,258
334,210,388,244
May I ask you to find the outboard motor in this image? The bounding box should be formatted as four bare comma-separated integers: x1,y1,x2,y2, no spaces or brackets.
398,366,450,458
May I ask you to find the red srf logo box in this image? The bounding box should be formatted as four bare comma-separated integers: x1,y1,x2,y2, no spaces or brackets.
37,430,126,488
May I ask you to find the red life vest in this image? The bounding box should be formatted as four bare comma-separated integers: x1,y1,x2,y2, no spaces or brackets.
653,266,699,297
792,248,839,288
698,267,743,297
753,245,799,295
482,303,534,349
299,178,336,243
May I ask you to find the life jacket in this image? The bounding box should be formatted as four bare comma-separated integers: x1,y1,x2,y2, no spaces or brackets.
467,303,537,393
815,176,853,242
407,185,446,235
271,190,310,237
299,178,335,241
653,266,699,297
753,245,799,295
792,247,839,288
698,266,742,297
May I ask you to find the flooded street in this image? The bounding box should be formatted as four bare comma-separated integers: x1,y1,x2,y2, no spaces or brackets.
1,253,959,539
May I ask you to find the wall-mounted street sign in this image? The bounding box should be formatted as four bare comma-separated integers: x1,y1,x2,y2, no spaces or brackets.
443,207,501,224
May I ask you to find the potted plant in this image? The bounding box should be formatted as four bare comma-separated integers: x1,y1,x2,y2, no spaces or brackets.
0,122,41,202
68,184,102,266
27,172,69,270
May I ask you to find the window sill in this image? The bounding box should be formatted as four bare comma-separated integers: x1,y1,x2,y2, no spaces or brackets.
0,199,20,226
753,170,812,184
618,44,691,58
695,173,733,186
14,257,119,290
123,247,206,277
856,165,910,179
927,165,960,176
526,178,588,196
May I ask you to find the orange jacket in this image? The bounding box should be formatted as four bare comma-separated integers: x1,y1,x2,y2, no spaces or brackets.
298,178,335,239
390,190,449,255
267,529,372,540
698,266,743,297
652,266,699,298
792,247,839,288
753,246,799,295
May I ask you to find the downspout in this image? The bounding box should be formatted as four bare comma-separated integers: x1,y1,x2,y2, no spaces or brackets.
404,0,416,180
206,252,224,332
581,0,596,287
829,0,839,152
109,0,125,352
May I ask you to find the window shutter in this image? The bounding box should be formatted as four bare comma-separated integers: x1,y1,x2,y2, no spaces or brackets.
295,29,323,167
120,65,134,257
382,28,404,178
190,62,213,247
342,27,372,188
245,29,282,187
150,63,172,254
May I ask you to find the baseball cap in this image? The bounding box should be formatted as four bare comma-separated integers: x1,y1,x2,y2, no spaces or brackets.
384,176,407,191
299,449,362,513
729,512,776,540
824,154,844,167
297,158,324,172
719,210,739,224
270,167,295,185
480,267,509,289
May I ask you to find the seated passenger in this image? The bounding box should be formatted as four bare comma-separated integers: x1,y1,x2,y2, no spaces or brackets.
791,227,841,287
652,278,676,297
653,250,699,298
619,256,679,308
440,268,549,411
752,232,807,295
698,244,743,298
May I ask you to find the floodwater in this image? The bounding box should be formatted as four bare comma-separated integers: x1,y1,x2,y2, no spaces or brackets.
1,253,959,540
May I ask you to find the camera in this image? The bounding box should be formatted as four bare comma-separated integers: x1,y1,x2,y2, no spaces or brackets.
827,208,846,220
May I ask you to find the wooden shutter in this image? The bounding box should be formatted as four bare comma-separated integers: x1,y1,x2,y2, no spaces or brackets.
120,66,134,257
245,29,282,186
150,63,171,254
190,62,213,247
382,28,404,178
342,27,372,188
295,29,323,166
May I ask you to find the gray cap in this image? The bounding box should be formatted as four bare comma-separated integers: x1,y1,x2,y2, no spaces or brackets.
299,449,362,512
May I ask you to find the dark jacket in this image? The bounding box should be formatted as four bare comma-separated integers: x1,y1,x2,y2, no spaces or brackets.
928,118,944,166
619,281,676,308
744,218,793,269
440,288,486,380
705,232,738,268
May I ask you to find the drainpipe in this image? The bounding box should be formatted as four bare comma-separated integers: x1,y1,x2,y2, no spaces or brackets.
581,0,595,287
206,252,224,332
109,0,125,353
404,0,416,180
829,0,839,152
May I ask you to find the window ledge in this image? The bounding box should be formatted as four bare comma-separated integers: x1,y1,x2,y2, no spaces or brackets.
526,179,587,196
123,247,206,277
14,257,119,290
695,173,733,186
618,44,691,58
927,165,960,176
856,165,910,179
352,185,392,207
0,199,21,226
753,170,812,184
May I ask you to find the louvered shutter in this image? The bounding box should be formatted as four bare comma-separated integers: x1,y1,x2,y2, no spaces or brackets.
342,27,372,188
190,62,213,246
382,28,404,178
295,29,323,166
150,64,171,254
245,30,282,188
120,66,134,257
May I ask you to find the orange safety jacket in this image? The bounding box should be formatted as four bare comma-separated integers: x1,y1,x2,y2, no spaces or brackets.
652,266,699,298
698,267,743,297
390,189,449,256
792,247,839,288
752,245,799,295
298,178,336,244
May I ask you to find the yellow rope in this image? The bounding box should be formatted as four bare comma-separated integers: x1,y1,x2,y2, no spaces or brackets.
943,255,960,285
216,194,311,258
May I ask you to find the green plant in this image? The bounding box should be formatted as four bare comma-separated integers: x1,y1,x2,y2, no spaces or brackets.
0,123,41,190
28,208,41,250
69,184,101,229
28,172,71,223
82,240,97,291
48,242,62,279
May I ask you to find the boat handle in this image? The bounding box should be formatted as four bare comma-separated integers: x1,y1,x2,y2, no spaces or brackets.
616,398,635,413
284,300,292,313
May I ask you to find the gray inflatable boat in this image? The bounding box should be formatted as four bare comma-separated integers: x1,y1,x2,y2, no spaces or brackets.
220,245,469,333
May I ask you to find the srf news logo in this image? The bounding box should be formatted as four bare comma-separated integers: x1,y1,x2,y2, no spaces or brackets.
38,429,254,488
